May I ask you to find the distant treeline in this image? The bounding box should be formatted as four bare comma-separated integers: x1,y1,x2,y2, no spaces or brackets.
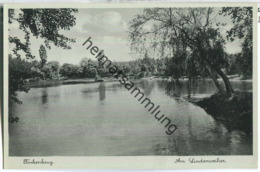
9,51,251,82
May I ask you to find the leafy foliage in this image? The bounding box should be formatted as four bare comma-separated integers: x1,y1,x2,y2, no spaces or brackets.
60,63,81,78
8,8,78,123
220,7,253,78
9,55,31,124
39,45,47,68
9,8,78,59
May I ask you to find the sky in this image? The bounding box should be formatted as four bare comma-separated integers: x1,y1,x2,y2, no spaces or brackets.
9,8,242,65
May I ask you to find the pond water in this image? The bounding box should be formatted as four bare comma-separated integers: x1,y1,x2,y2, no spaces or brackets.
9,79,253,156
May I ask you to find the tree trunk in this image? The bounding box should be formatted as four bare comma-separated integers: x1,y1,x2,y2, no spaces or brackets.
205,67,225,95
213,67,235,96
199,49,234,97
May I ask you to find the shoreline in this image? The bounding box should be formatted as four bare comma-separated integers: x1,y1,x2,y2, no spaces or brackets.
28,77,119,88
184,91,253,134
28,75,253,88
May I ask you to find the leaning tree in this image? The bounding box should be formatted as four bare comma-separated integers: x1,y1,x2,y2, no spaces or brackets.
129,7,235,96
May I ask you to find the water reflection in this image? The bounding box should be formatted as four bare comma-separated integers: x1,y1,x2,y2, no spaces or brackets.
165,80,182,97
138,80,155,96
10,79,252,156
98,83,106,101
164,79,252,98
41,88,48,104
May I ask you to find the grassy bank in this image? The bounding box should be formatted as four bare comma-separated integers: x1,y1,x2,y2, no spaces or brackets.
187,91,253,134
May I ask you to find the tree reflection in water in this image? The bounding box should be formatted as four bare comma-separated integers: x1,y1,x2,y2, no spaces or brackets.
98,82,106,101
165,78,199,98
41,88,48,104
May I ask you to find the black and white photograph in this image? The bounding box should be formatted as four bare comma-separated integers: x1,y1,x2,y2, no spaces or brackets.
3,3,258,169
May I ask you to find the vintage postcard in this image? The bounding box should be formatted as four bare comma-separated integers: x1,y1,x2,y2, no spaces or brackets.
3,2,258,169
